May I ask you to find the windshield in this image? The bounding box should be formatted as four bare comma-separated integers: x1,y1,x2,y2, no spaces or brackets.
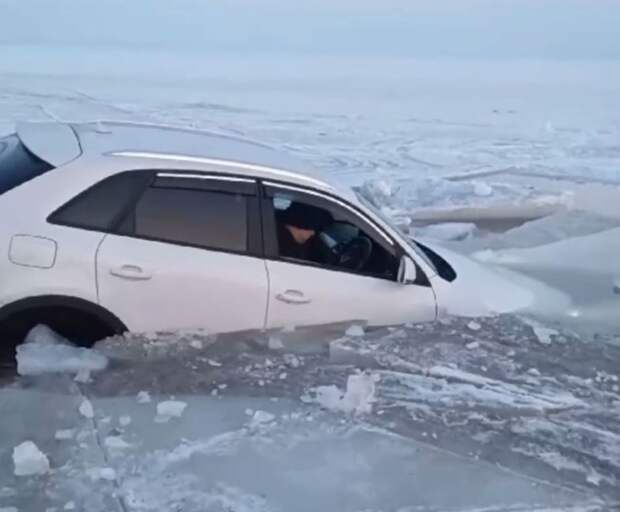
0,134,54,195
355,191,438,273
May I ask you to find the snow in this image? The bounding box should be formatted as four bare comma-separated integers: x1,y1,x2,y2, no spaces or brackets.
12,441,50,476
78,399,94,419
16,325,108,376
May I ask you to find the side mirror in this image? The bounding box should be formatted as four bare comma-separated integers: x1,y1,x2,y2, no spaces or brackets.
398,255,417,284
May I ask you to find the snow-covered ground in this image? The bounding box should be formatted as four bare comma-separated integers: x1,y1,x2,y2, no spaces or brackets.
1,41,619,510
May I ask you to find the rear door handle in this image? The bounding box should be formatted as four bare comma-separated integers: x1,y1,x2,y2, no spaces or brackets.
110,264,152,281
275,289,311,305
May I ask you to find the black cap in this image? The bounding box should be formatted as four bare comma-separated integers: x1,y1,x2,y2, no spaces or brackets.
280,202,332,231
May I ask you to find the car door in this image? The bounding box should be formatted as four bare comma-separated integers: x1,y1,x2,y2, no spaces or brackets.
96,172,269,334
262,183,437,329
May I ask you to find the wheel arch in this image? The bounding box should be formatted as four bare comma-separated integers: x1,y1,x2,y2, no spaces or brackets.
0,294,128,336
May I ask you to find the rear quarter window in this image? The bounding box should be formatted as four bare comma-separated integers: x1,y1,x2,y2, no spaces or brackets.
0,134,54,194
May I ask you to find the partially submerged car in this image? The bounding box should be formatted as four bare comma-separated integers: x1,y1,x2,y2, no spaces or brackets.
0,122,545,350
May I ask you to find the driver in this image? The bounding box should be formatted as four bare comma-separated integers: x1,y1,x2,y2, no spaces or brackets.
276,202,332,263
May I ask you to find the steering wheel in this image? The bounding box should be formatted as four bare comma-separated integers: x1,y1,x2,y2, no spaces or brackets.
331,235,373,271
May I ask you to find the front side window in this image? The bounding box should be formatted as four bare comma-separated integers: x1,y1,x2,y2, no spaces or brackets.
0,134,54,195
266,186,399,280
118,175,259,255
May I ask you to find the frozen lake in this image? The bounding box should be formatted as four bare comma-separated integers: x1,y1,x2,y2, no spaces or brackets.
0,38,619,511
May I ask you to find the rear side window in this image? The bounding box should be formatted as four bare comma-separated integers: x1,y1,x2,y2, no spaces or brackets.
48,171,152,231
122,185,251,253
0,134,54,194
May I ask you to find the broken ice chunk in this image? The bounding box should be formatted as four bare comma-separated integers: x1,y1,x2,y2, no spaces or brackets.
136,391,151,404
16,325,108,376
250,410,276,426
155,400,187,422
467,321,481,331
86,467,116,481
12,441,50,476
104,436,131,450
55,429,75,441
78,399,94,419
345,325,365,337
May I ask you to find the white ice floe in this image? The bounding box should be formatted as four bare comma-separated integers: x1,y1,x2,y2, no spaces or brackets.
78,399,94,419
12,441,50,476
249,410,276,426
267,336,284,350
104,436,131,450
345,325,365,337
155,400,187,422
0,507,18,512
86,467,117,481
73,368,91,383
54,429,75,440
310,372,378,415
136,391,152,404
521,317,558,345
467,321,482,331
16,325,108,376
119,415,132,427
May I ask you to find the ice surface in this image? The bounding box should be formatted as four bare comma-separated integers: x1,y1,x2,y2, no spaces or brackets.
16,325,108,376
12,441,50,476
414,222,478,241
473,227,620,275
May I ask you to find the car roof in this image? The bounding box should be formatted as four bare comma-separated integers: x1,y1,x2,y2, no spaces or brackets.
17,121,338,192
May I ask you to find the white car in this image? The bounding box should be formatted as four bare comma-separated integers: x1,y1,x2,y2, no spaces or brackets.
0,121,538,353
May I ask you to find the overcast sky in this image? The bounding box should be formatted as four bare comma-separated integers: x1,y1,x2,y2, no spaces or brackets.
1,0,619,60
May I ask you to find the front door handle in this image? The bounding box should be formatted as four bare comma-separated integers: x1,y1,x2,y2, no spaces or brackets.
110,265,152,281
276,289,311,305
